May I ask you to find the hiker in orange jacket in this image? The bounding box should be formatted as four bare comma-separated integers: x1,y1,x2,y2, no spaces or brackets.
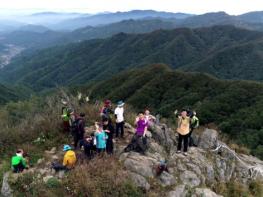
175,109,191,156
52,145,77,171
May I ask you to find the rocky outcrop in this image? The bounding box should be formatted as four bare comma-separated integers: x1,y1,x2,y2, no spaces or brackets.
1,172,12,197
198,129,218,149
128,172,150,191
119,124,263,196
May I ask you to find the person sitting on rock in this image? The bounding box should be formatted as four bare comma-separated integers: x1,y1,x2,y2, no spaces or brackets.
135,112,148,138
155,160,169,176
95,122,108,154
52,145,76,172
11,149,27,173
175,109,191,156
124,112,148,154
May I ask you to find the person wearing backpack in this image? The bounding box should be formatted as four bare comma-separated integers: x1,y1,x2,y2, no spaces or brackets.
100,100,114,121
11,149,27,173
72,113,86,149
114,101,125,138
189,111,199,147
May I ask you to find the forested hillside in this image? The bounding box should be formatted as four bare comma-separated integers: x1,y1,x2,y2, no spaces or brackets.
0,84,21,104
1,25,263,91
87,64,263,159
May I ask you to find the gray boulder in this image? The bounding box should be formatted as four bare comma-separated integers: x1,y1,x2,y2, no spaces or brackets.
180,170,201,187
198,129,218,150
167,185,187,197
123,152,157,178
129,172,150,191
159,171,176,186
1,172,12,197
194,188,223,197
150,124,176,152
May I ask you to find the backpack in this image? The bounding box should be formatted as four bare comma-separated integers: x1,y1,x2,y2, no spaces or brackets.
71,118,81,134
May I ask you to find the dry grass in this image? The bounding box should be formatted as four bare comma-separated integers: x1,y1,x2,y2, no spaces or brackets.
64,157,144,197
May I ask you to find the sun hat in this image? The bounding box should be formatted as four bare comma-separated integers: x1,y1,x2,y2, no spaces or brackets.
117,100,125,107
63,145,72,151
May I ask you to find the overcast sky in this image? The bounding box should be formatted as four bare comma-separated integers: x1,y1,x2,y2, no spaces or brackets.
0,0,262,15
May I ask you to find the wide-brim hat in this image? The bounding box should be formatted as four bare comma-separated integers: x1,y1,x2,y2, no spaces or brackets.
117,101,125,107
63,145,71,151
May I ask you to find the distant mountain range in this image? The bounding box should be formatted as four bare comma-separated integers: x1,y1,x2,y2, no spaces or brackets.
1,10,263,51
1,25,262,91
48,10,263,31
51,10,192,30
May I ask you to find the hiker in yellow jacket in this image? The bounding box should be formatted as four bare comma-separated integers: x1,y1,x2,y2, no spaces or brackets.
175,109,191,156
52,145,77,171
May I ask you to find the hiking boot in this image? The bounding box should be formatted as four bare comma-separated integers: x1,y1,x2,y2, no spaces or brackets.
183,152,188,156
176,151,181,154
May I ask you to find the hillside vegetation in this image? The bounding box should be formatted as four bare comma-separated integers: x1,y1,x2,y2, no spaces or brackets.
87,64,263,159
0,83,262,197
0,84,22,104
1,25,263,91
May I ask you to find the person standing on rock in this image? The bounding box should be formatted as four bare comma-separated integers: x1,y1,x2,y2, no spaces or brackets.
103,118,114,154
189,111,199,147
114,101,125,138
95,122,108,154
145,109,156,127
61,100,71,133
72,113,86,149
80,135,96,159
100,100,114,122
175,109,191,156
11,149,27,173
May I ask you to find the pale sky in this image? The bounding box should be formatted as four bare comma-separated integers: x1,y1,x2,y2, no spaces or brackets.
0,0,262,15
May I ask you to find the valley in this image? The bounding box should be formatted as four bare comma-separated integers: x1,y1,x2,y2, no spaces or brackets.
0,44,24,68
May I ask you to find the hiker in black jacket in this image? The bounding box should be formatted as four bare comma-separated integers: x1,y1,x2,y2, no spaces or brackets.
103,118,114,154
72,113,86,149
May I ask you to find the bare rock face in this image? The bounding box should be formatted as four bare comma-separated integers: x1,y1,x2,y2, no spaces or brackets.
179,170,201,187
128,172,150,191
122,152,157,178
159,171,176,186
198,129,218,150
167,185,189,197
1,172,12,197
194,188,223,197
120,123,263,197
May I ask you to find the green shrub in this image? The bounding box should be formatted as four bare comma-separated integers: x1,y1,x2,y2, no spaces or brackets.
46,177,61,189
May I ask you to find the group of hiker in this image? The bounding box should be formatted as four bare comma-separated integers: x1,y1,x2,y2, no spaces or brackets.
11,98,199,173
